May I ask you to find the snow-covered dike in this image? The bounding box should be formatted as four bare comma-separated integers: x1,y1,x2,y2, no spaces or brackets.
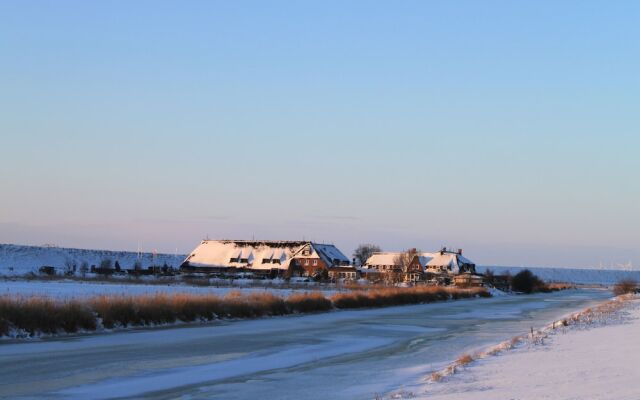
419,297,640,400
478,265,640,285
0,243,185,276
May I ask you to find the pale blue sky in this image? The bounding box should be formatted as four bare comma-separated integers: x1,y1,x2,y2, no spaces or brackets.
1,1,639,267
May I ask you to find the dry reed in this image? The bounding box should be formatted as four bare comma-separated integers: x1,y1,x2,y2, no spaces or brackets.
1,286,490,337
331,286,489,309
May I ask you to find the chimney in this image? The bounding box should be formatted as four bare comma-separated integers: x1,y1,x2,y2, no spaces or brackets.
458,248,463,255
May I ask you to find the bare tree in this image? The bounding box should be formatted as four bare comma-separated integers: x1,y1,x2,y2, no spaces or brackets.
133,260,142,277
99,258,113,270
383,269,404,285
391,248,420,283
393,248,419,273
79,261,89,277
353,244,382,266
64,259,75,276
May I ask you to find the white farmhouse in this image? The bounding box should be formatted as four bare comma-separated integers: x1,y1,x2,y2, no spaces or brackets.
362,248,476,282
181,240,350,278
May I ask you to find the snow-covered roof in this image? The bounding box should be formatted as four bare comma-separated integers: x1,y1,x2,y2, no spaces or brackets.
184,240,349,270
425,252,475,268
363,252,400,267
312,244,350,266
364,250,475,273
365,252,434,267
418,255,434,266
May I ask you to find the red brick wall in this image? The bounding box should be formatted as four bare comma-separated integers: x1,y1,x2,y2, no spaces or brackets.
293,257,328,276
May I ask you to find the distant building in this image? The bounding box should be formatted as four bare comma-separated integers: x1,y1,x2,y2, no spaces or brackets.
453,273,484,287
181,240,350,278
362,248,476,283
327,266,358,281
424,249,476,275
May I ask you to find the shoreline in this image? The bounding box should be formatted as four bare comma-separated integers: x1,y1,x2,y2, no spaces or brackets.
0,285,489,340
407,294,638,400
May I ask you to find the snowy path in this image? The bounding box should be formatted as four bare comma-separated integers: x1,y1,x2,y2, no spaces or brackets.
0,290,611,399
419,298,640,400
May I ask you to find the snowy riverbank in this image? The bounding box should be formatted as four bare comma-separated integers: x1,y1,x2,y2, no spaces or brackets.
0,278,340,299
0,290,610,399
416,295,639,400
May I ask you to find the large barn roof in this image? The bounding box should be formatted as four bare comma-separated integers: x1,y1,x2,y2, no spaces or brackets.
183,240,349,270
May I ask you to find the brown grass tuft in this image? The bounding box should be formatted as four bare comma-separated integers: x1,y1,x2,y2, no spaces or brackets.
285,292,333,313
613,279,638,296
456,354,474,366
0,296,96,336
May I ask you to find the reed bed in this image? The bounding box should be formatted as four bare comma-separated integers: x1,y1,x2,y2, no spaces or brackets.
0,297,96,335
331,286,489,309
0,286,489,337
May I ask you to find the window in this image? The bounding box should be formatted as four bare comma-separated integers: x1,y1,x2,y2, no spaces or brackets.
262,258,271,264
305,259,309,265
229,257,238,263
312,259,318,266
272,259,281,264
240,258,248,263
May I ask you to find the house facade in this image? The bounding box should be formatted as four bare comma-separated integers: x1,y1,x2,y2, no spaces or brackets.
181,240,350,278
327,266,358,281
453,273,484,287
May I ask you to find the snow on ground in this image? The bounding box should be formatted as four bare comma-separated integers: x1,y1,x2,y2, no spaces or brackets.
416,297,640,400
0,279,339,299
0,243,185,276
478,265,640,285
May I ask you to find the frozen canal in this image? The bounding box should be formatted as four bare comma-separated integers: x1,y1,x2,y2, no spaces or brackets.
0,289,611,399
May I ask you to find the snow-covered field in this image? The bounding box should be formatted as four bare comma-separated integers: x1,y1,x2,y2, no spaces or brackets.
0,279,338,299
0,243,185,275
420,297,640,400
478,265,640,285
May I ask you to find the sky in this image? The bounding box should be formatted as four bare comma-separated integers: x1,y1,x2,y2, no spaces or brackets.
1,1,639,268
